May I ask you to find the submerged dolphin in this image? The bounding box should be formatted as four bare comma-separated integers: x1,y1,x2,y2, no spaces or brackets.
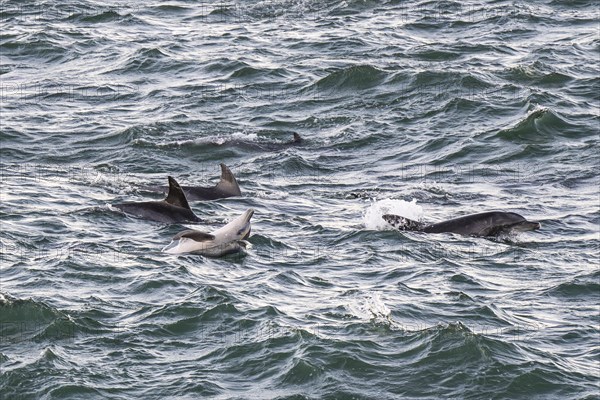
266,132,302,149
149,163,241,201
114,176,201,223
382,211,540,237
232,133,303,151
163,209,254,257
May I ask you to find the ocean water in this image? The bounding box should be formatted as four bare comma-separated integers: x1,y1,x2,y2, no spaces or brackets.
1,1,599,399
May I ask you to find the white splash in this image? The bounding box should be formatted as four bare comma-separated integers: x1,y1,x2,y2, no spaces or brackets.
209,132,258,145
363,198,423,230
347,291,392,323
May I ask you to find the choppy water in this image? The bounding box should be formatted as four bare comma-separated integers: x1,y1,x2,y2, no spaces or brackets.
1,1,599,399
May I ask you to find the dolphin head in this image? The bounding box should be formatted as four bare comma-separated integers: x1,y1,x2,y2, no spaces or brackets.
234,208,254,240
212,208,254,241
488,212,541,236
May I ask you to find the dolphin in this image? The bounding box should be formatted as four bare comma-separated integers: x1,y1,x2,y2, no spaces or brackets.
148,163,241,201
114,176,202,223
267,132,302,148
382,211,540,237
163,208,254,257
229,133,302,151
182,163,241,200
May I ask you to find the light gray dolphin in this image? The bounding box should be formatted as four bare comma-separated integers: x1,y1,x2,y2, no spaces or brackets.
148,163,241,201
382,211,540,237
114,176,201,223
163,208,254,257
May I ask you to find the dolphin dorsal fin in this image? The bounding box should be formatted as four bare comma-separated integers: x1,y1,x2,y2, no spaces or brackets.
173,229,214,242
165,176,192,210
293,133,302,143
215,163,241,196
382,214,424,232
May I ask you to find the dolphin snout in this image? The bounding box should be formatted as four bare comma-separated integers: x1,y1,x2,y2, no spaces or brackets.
239,209,254,239
242,208,255,223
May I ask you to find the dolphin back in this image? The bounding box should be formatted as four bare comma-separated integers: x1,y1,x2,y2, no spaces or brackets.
212,163,242,197
382,211,540,237
113,201,200,223
112,176,201,223
165,176,193,210
141,164,242,201
423,211,539,236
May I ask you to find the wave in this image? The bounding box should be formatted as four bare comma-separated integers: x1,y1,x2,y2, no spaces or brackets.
504,62,574,86
0,33,70,63
0,293,77,344
543,271,600,298
313,65,389,93
495,107,574,141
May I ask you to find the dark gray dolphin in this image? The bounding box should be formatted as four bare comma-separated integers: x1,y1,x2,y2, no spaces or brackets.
182,163,241,201
382,211,540,237
148,163,241,201
114,176,201,223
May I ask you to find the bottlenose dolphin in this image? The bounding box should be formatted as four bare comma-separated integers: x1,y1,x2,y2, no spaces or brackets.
114,176,201,223
382,211,540,237
183,163,241,200
148,163,241,201
163,208,254,257
227,133,302,151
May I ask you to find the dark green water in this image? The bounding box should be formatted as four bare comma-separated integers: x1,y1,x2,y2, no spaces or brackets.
1,1,599,399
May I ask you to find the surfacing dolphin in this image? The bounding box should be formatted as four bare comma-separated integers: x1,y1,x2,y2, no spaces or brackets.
163,208,254,257
235,133,303,151
183,163,241,200
114,176,201,223
149,163,241,201
382,211,540,237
